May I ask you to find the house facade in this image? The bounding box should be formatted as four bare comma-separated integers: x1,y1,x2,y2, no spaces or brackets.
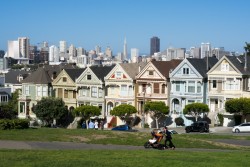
169,57,218,126
207,55,250,126
76,65,114,119
18,67,53,119
104,62,146,127
52,68,85,111
135,60,182,128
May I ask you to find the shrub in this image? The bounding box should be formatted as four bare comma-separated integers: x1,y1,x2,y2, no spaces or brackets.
144,123,149,128
0,119,29,130
175,117,184,126
217,113,224,126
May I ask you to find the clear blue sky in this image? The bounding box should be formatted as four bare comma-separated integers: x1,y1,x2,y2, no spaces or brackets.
1,0,249,55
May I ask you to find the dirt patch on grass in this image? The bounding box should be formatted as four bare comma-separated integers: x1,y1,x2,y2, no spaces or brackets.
69,136,90,142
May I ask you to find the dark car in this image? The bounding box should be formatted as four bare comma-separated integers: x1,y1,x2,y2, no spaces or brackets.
111,125,137,132
185,121,209,133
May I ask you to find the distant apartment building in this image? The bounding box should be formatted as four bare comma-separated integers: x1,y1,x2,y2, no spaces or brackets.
76,47,85,57
201,42,211,59
189,47,201,58
166,48,185,60
105,46,112,58
211,47,230,60
7,37,30,64
49,45,59,64
150,36,160,56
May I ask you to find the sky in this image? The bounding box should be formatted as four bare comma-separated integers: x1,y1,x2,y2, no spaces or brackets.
1,0,250,55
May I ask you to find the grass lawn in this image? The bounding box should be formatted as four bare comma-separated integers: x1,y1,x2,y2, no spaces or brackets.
0,128,250,167
0,149,249,167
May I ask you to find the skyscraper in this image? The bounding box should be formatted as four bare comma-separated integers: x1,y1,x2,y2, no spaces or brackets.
18,37,30,58
201,43,211,59
150,36,160,56
123,37,127,60
131,48,139,63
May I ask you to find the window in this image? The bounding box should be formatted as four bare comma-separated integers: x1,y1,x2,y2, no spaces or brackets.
128,86,133,96
1,95,8,102
87,75,91,80
221,63,229,71
154,83,159,93
225,78,240,90
212,80,217,89
197,82,201,93
63,77,67,82
37,86,42,96
188,81,195,93
98,88,103,98
73,91,76,98
110,86,115,95
176,81,180,92
115,71,122,79
91,87,97,97
58,88,63,98
121,85,127,96
82,89,87,96
64,90,68,98
161,84,165,94
149,71,154,75
42,86,47,96
183,68,189,74
24,85,29,95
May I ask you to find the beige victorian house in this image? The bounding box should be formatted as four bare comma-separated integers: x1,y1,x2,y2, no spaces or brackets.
52,68,85,111
76,65,114,119
207,55,250,126
135,60,182,128
104,62,146,127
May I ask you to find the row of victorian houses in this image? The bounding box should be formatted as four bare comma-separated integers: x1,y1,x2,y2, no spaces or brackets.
10,55,250,128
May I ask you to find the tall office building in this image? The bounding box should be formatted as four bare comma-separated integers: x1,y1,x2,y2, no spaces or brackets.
150,36,160,56
201,43,211,59
49,45,59,63
105,46,112,58
69,44,76,58
189,47,201,58
7,37,29,59
131,48,139,63
123,37,127,60
59,41,67,53
95,45,101,55
18,37,30,58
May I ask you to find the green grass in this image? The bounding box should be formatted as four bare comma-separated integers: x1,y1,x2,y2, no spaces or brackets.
0,128,250,150
1,128,250,166
0,149,249,167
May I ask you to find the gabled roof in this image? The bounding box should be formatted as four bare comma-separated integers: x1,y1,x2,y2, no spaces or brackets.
151,59,182,78
120,62,147,79
4,69,30,84
90,65,115,82
21,67,52,84
64,68,85,82
187,56,218,77
226,55,250,75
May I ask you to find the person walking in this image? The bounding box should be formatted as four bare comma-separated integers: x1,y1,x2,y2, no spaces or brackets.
94,120,99,130
164,126,175,150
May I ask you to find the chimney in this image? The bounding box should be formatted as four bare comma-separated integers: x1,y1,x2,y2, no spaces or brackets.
244,51,247,71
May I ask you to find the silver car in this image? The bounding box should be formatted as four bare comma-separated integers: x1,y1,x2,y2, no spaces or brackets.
232,122,250,133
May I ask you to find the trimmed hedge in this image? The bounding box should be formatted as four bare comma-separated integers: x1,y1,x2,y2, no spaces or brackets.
0,119,29,130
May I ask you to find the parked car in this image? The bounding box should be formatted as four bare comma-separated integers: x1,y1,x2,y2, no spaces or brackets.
111,125,137,132
185,121,209,133
232,122,250,133
169,129,178,134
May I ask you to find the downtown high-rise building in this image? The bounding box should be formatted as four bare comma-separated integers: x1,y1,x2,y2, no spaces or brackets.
150,36,160,56
59,41,67,53
201,42,211,59
123,37,127,60
131,48,139,63
7,37,30,60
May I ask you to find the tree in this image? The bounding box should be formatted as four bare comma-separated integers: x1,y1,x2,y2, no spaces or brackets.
244,42,250,56
144,101,169,129
73,105,101,129
33,97,68,126
183,103,209,122
225,98,250,123
110,104,137,125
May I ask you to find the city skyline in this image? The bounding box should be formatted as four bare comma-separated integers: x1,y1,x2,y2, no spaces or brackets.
1,0,250,55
